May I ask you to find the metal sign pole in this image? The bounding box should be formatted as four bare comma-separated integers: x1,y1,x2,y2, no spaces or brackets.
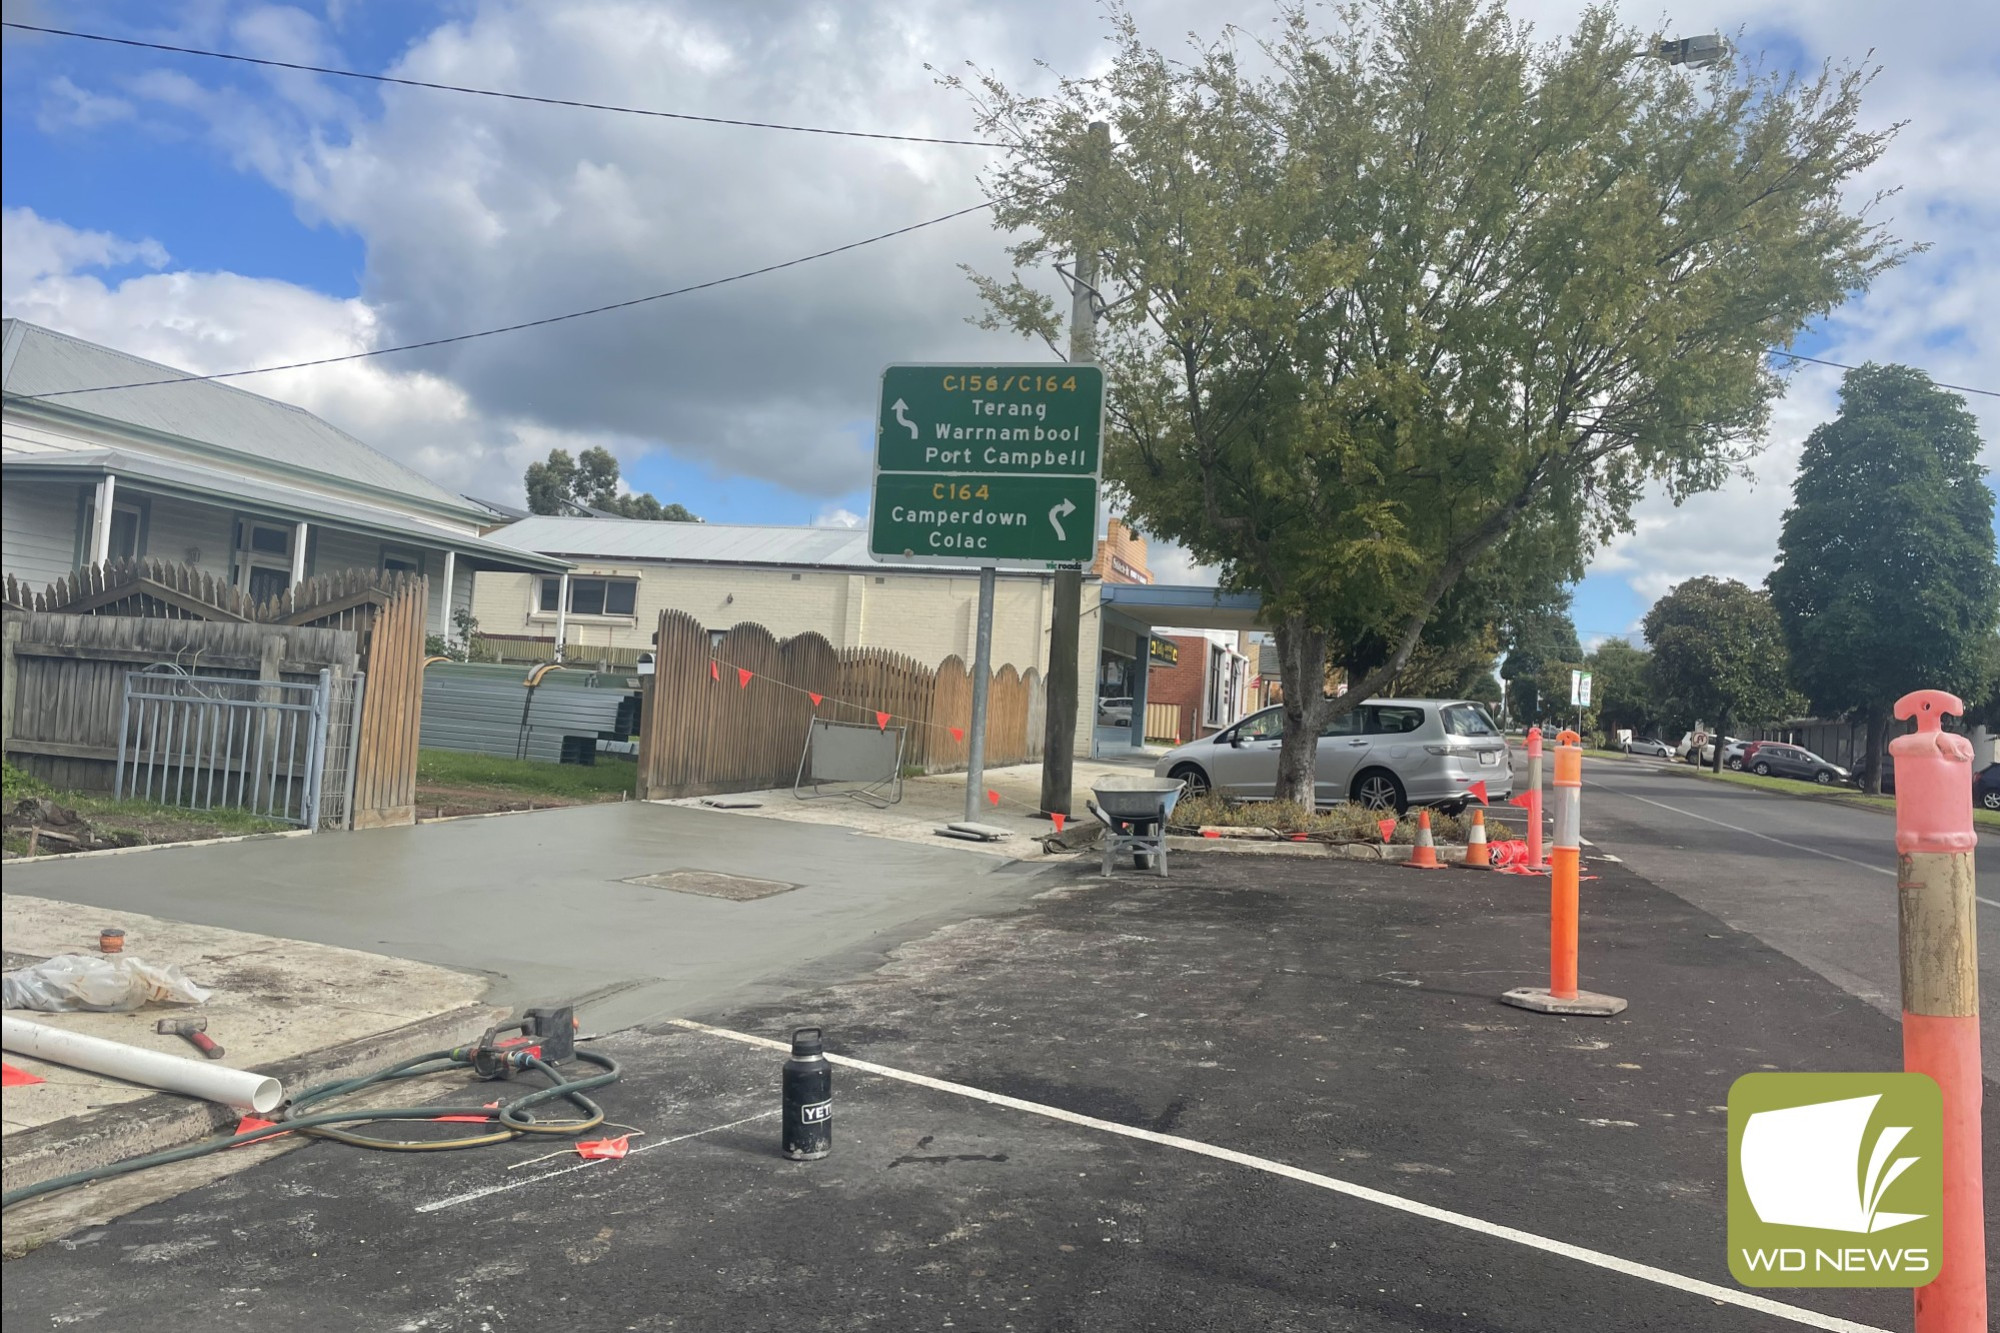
965,567,997,823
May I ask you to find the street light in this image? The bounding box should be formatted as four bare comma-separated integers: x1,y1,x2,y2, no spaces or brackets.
1656,33,1726,67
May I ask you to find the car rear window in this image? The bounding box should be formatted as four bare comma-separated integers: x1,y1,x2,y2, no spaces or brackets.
1368,705,1426,735
1441,704,1499,738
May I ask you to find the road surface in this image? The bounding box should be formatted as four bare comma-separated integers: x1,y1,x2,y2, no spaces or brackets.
1568,754,2000,1077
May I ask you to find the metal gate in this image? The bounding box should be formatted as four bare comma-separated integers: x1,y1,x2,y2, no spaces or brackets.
115,668,340,828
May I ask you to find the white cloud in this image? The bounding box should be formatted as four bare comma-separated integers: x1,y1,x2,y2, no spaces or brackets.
4,0,1990,568
1,207,167,292
36,74,135,131
813,506,863,529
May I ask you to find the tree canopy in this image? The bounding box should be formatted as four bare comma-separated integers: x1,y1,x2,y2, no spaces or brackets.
524,447,699,522
1499,609,1582,724
1585,638,1654,737
956,0,1905,803
1766,363,1998,787
1642,576,1799,734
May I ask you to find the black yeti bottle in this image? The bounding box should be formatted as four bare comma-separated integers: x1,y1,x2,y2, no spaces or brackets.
782,1027,832,1160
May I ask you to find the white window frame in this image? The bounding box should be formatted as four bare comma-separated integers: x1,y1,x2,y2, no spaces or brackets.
530,573,639,623
232,517,298,597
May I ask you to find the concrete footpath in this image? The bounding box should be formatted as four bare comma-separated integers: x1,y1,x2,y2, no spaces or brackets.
1,853,1938,1331
2,893,497,1248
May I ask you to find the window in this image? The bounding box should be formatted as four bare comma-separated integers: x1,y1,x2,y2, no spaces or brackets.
1320,709,1362,738
540,577,639,617
1367,705,1426,735
381,546,424,575
1442,704,1499,738
232,518,298,598
81,493,148,563
1237,710,1285,741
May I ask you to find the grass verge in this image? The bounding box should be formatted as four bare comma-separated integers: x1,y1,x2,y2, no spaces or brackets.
416,749,635,801
5,760,289,856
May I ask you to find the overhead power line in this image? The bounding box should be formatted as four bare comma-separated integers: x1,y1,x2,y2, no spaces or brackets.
5,203,995,399
1,20,1001,148
1766,350,1995,399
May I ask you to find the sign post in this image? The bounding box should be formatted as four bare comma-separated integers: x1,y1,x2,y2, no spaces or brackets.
868,364,1105,822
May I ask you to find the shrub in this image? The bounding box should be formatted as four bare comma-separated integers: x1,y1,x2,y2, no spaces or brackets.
1171,791,1514,843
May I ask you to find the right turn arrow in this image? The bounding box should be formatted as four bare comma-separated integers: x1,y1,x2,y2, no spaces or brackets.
1048,497,1077,542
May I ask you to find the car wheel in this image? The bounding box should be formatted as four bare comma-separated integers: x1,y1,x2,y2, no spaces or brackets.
1169,763,1210,800
1350,769,1407,814
1753,762,1773,776
1983,789,2000,812
1813,770,1834,785
1728,758,1743,771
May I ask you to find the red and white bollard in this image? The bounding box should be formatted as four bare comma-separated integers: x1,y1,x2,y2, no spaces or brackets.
1890,690,1985,1332
1525,726,1547,872
1500,729,1625,1016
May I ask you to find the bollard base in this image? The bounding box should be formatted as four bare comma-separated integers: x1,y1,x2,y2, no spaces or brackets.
1499,986,1627,1016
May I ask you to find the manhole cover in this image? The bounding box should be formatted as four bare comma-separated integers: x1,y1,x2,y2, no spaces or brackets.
623,869,800,901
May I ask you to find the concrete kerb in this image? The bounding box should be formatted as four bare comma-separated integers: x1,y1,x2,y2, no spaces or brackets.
1163,833,1491,863
2,828,314,864
0,1001,505,1202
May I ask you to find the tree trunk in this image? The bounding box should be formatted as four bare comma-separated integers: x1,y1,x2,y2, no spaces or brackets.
1272,615,1331,808
1863,708,1889,794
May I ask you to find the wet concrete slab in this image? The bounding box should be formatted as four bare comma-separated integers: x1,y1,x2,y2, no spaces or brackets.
2,801,1063,1034
0,854,1925,1331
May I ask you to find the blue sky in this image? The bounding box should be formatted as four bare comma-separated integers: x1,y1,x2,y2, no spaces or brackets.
4,0,1994,631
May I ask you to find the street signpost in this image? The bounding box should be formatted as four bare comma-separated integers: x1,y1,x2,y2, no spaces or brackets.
868,363,1105,821
869,364,1104,567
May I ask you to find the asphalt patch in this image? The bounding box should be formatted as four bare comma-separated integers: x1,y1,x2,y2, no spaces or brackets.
2,855,1926,1331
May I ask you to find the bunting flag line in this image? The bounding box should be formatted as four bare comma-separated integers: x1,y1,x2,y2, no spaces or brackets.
809,692,823,707
709,660,719,682
950,726,964,743
1466,779,1489,805
1051,812,1067,833
575,1135,631,1160
875,711,892,732
1377,817,1398,843
987,789,1000,806
737,667,753,689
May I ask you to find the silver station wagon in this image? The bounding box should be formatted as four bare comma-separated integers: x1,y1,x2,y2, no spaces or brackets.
1153,697,1512,813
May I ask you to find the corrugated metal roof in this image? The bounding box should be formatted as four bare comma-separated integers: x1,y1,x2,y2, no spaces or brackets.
482,515,1045,575
1,319,476,516
2,446,569,572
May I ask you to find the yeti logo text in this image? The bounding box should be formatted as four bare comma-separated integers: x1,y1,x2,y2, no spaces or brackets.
1727,1073,1943,1289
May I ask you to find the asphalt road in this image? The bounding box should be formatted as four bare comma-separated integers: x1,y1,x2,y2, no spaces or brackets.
2,855,1915,1333
1564,754,2000,1078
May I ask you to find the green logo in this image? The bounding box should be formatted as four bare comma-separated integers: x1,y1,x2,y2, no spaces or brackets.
1727,1072,1943,1287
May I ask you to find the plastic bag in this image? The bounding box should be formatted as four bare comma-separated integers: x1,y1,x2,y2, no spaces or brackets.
0,954,213,1012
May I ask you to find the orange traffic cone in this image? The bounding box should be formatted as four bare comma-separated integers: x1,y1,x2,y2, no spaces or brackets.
1404,809,1444,870
1463,807,1490,868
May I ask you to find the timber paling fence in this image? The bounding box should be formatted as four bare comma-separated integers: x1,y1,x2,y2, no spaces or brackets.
636,610,1045,800
3,560,427,828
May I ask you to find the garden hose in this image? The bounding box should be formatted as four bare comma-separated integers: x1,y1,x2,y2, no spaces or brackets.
2,1044,622,1210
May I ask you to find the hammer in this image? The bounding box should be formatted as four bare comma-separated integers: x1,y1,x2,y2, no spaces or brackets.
156,1016,225,1060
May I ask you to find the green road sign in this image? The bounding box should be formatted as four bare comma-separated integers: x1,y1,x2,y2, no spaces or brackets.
870,363,1104,567
870,473,1098,565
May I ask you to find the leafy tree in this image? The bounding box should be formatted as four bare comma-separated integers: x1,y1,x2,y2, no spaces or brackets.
1767,364,1999,789
1585,638,1654,737
522,447,699,522
1500,609,1582,725
955,0,1903,802
1642,577,1800,749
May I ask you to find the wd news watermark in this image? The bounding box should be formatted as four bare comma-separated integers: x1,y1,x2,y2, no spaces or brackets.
1727,1072,1944,1288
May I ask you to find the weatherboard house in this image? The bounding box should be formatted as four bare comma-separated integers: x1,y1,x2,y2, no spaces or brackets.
1,320,565,636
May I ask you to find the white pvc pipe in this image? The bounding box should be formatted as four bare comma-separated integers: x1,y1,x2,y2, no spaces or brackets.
2,1015,282,1114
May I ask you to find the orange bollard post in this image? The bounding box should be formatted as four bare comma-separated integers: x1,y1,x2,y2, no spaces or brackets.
1500,730,1625,1016
1525,726,1547,871
1889,690,1985,1333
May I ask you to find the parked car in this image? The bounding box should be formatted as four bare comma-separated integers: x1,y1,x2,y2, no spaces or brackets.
1154,697,1512,813
1747,743,1849,785
1976,764,2000,812
1097,697,1134,728
1623,737,1674,758
1724,739,1763,771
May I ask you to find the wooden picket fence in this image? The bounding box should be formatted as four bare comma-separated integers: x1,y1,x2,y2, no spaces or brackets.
636,609,1045,800
4,560,428,828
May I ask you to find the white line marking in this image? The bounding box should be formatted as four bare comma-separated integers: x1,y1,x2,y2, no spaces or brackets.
665,1020,1889,1333
1979,896,1999,909
413,1111,777,1214
1590,787,1896,877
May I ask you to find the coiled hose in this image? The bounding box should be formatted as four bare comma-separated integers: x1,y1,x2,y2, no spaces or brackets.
2,1044,621,1210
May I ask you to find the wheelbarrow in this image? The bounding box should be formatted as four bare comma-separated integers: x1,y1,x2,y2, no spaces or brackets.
1088,776,1186,877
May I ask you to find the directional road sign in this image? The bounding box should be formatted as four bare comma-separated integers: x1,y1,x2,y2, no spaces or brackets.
869,363,1103,567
